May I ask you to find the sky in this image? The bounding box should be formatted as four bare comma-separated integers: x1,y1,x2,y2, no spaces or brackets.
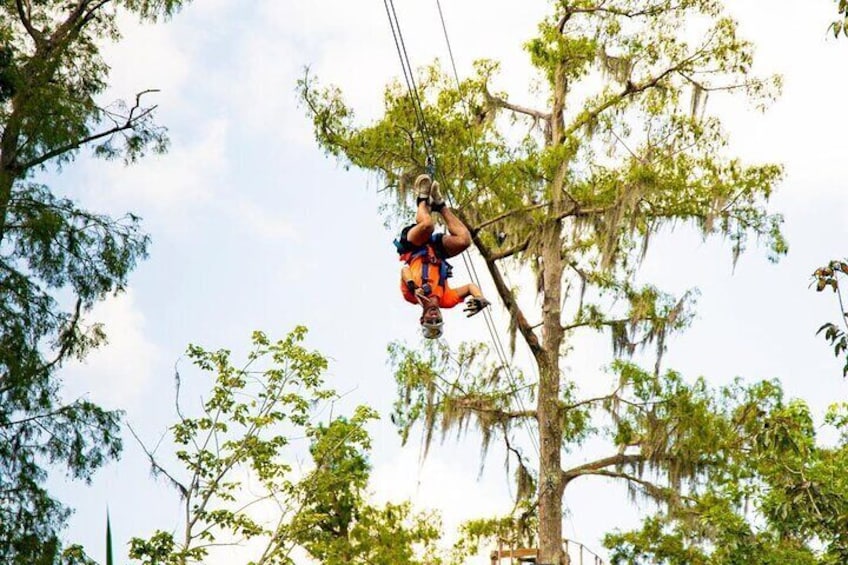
46,0,848,563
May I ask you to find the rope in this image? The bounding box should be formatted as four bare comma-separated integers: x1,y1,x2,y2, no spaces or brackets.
381,0,540,459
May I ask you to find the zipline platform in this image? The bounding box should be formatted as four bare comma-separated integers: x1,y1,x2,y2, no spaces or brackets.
490,539,607,565
490,547,538,563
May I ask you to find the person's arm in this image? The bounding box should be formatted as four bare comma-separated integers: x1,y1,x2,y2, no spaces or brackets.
401,266,417,294
455,283,490,317
453,283,483,300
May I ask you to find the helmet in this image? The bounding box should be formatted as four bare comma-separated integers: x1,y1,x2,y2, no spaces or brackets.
421,319,444,339
420,305,443,339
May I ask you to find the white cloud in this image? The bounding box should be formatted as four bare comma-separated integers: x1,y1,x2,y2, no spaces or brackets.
79,118,229,216
224,196,298,241
65,290,159,407
99,11,192,108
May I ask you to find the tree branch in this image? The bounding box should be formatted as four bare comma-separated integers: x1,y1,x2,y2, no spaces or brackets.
561,389,622,412
38,298,84,374
563,453,645,480
564,68,678,141
490,236,531,261
558,204,609,221
0,403,75,428
562,316,632,332
128,422,188,498
453,397,537,421
457,210,545,361
15,0,43,46
50,0,109,48
477,203,609,262
571,469,667,499
560,2,685,29
16,90,159,171
472,202,551,234
486,87,551,121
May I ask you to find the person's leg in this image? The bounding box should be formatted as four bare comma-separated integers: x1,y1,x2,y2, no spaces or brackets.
429,180,470,257
404,200,434,246
437,206,472,258
403,174,435,246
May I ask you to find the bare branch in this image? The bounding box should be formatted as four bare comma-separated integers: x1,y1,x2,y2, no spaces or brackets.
453,397,537,421
563,453,645,480
16,90,160,171
562,390,620,412
562,316,631,332
127,422,188,498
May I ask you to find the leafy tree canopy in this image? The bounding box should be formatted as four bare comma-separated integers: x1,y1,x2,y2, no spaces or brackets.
0,1,191,561
129,328,443,565
605,398,848,564
300,1,787,562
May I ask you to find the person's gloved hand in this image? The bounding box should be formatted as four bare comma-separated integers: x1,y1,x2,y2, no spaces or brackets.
464,296,490,317
414,286,429,301
415,286,438,309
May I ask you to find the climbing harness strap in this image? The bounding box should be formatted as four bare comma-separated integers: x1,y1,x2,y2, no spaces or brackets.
394,241,453,293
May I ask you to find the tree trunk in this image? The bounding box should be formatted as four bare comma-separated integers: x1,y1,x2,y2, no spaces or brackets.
537,57,569,565
537,315,565,564
0,92,24,242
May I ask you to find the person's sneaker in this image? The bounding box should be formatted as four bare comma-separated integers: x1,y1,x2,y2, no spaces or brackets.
430,181,445,209
414,174,432,201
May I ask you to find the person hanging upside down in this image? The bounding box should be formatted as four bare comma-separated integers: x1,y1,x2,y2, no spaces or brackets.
395,173,490,339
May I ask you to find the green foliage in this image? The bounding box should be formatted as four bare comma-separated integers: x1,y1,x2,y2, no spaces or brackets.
450,500,538,565
604,388,848,564
831,0,848,37
300,0,787,561
812,259,848,376
0,1,191,561
129,328,442,565
300,1,784,268
389,339,536,461
392,340,829,559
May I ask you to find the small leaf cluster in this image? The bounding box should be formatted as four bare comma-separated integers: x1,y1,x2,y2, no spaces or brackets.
830,0,848,37
812,259,848,376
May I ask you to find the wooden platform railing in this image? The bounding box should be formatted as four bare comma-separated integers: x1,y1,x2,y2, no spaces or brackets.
490,538,607,565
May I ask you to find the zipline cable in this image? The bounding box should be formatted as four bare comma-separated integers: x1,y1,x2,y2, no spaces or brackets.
382,0,540,460
382,0,436,172
432,0,541,459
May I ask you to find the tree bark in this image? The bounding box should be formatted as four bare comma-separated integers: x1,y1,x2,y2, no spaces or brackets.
537,58,569,565
0,114,21,241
